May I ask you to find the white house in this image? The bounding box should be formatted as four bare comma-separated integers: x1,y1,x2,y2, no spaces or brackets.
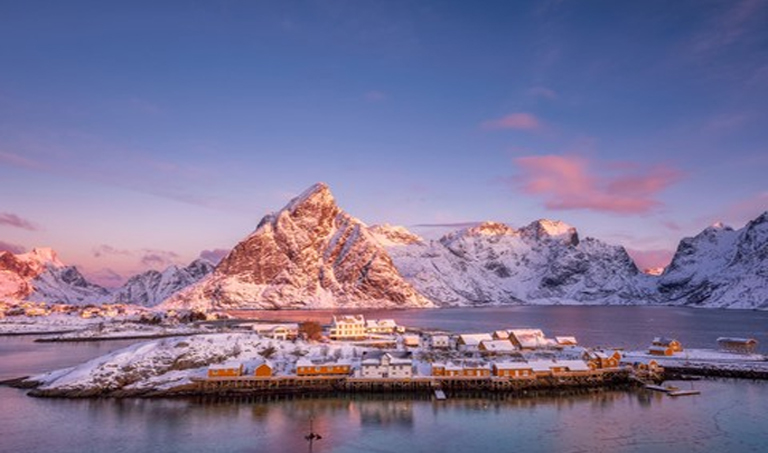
329,314,367,340
457,333,493,351
429,334,450,349
251,323,299,341
508,329,554,350
478,339,517,354
360,352,413,379
365,319,400,335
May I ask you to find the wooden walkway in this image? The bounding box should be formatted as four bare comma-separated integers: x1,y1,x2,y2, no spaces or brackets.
191,369,634,396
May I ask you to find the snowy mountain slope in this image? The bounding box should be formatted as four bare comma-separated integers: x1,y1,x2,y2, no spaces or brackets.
0,248,109,305
110,259,215,307
371,221,656,307
659,212,768,308
162,183,435,310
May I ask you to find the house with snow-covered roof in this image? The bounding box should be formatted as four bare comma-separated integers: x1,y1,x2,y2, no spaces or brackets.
478,339,517,355
296,357,352,376
508,329,554,350
457,333,493,351
360,351,413,379
329,315,367,340
207,362,244,378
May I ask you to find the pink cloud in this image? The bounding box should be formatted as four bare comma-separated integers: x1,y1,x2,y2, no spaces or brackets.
662,221,682,231
199,248,229,264
625,248,675,272
0,212,39,231
140,250,180,269
513,155,683,214
92,244,133,258
0,240,26,254
481,113,541,131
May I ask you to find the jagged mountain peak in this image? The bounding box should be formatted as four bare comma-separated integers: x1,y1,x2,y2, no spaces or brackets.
520,219,579,246
163,183,433,310
369,224,424,246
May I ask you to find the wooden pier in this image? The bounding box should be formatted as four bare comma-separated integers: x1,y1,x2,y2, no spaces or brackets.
190,369,634,397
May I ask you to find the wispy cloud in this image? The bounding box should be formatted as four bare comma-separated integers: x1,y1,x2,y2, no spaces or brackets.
0,240,26,254
481,113,541,131
364,90,388,102
199,248,229,264
527,86,558,100
92,244,133,258
140,250,180,269
0,212,40,231
512,154,683,214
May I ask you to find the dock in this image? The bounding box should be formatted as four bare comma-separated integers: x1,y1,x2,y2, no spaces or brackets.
668,389,701,397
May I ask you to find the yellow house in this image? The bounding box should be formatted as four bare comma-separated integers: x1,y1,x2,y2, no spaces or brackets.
492,362,535,378
254,361,273,377
652,337,683,353
296,358,352,376
207,363,244,378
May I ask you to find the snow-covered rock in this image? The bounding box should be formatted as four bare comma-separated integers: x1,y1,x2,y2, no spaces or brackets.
659,212,768,309
377,221,655,306
162,183,435,310
0,248,109,305
110,259,214,307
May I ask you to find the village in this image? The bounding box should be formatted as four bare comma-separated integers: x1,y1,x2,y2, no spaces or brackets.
195,314,686,397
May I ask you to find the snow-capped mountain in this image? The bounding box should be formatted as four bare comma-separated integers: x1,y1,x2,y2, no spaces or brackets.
0,248,109,305
371,220,655,307
162,183,434,310
659,212,768,309
110,259,215,307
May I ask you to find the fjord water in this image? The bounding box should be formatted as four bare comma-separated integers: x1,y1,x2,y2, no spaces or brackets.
2,306,768,453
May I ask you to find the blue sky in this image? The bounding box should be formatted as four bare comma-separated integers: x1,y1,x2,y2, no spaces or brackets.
1,1,767,285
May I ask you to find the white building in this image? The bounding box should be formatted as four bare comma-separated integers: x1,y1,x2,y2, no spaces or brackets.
429,334,450,349
478,339,517,354
457,333,493,351
365,319,401,335
251,323,299,341
329,314,367,340
507,329,555,350
360,352,413,379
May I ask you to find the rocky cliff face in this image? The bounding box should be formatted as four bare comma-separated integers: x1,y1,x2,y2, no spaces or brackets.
0,248,109,305
659,212,768,309
162,183,434,310
372,220,655,307
110,259,215,307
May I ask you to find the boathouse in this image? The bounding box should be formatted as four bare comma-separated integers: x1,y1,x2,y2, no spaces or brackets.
492,362,535,378
652,337,683,352
207,362,244,378
508,329,553,350
253,360,273,377
296,358,352,376
717,337,759,354
457,333,493,351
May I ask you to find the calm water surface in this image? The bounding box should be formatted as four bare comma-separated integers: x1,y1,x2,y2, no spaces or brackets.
1,306,767,453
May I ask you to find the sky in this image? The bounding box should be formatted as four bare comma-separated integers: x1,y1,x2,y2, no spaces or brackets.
1,0,767,286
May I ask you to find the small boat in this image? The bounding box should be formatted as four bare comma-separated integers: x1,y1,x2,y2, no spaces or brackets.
668,389,701,397
434,389,447,400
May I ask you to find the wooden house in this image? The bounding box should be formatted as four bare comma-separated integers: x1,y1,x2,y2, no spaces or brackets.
555,336,578,346
717,337,758,354
296,358,352,376
648,345,674,356
586,350,622,369
457,333,493,351
652,337,683,352
360,351,413,379
253,361,273,377
329,315,367,340
508,329,554,350
492,362,535,378
478,339,517,355
207,362,244,378
429,334,450,349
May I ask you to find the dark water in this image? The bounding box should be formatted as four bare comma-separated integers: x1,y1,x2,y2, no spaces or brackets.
2,306,768,453
232,305,768,351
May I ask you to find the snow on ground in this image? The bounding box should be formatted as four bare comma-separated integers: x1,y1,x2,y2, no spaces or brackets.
27,333,376,396
624,349,768,372
0,314,101,334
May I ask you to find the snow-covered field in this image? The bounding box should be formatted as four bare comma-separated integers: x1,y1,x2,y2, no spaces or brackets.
624,349,768,372
25,333,372,397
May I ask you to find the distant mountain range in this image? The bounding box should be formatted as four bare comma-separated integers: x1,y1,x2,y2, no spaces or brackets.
2,183,766,310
